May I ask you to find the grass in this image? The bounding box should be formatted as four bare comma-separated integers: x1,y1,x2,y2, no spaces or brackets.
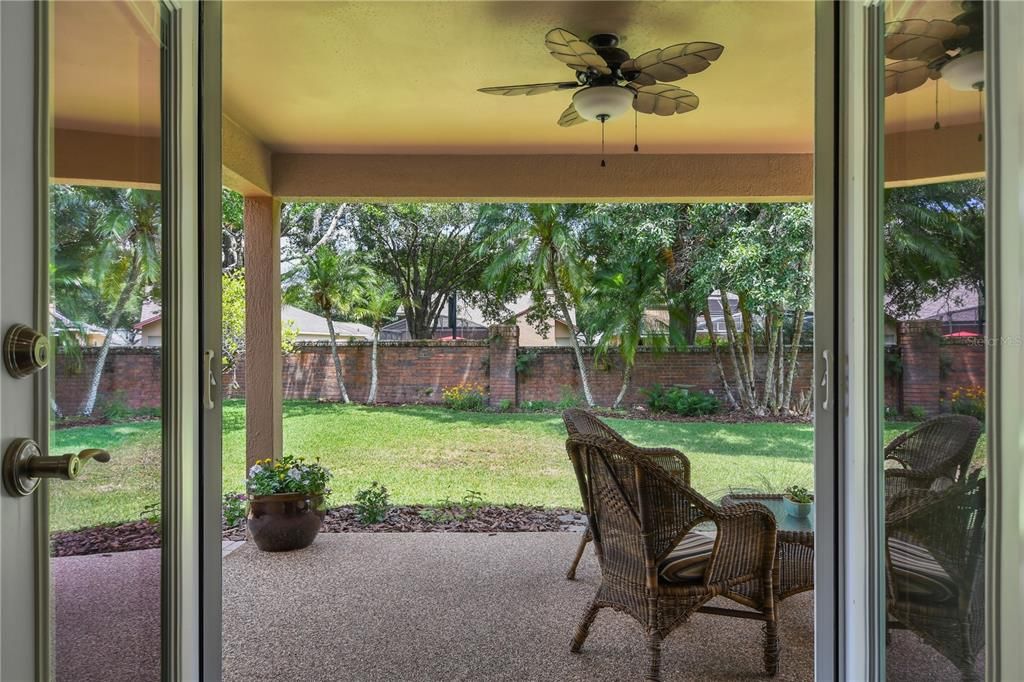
50,400,964,532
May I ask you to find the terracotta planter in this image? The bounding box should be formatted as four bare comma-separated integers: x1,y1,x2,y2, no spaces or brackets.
247,492,326,552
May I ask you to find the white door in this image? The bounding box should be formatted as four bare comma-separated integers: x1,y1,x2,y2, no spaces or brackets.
0,2,206,679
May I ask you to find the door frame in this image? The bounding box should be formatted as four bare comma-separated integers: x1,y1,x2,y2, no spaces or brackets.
160,1,204,679
984,3,1024,680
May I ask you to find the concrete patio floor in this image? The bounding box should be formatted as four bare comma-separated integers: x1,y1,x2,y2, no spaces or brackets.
51,533,980,681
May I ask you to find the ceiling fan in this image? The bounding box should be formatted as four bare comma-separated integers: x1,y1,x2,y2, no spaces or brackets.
884,0,984,97
478,28,724,162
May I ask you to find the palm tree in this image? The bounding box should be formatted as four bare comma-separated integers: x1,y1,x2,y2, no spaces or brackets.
355,278,400,404
287,245,367,404
55,187,161,416
479,204,597,407
586,245,668,409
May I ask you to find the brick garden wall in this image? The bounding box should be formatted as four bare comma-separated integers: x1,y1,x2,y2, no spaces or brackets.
54,348,161,415
53,322,984,416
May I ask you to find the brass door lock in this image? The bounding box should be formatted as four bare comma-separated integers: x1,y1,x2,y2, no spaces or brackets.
3,324,48,378
3,438,111,497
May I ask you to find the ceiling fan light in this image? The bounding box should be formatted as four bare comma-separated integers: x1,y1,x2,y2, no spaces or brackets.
942,51,985,91
572,85,634,121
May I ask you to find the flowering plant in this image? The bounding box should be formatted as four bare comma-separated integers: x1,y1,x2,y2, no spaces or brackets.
442,382,488,411
949,384,986,420
247,454,332,496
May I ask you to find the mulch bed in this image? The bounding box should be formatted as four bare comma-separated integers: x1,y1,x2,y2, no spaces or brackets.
54,415,159,430
51,520,162,557
53,506,588,557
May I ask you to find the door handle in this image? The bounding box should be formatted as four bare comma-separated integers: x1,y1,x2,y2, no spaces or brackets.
820,349,831,411
3,438,111,497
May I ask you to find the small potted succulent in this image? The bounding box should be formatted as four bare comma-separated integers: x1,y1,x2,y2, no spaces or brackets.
783,485,814,519
246,454,331,552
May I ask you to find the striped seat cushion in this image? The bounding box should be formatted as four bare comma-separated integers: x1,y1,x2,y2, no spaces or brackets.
888,538,956,603
658,531,716,583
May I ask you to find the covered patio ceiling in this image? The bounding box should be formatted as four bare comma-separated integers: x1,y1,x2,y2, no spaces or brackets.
53,0,984,200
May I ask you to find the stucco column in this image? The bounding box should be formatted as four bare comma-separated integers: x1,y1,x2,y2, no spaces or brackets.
244,196,283,467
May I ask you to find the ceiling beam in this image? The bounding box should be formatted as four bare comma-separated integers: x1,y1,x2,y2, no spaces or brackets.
223,115,272,197
272,153,815,202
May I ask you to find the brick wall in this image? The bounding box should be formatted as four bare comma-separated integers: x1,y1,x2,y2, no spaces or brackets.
53,321,982,415
54,347,161,415
518,346,815,407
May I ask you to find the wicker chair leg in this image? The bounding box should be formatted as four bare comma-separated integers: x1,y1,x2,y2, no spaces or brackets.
645,632,663,682
570,600,601,653
957,657,981,682
763,618,780,676
566,528,592,580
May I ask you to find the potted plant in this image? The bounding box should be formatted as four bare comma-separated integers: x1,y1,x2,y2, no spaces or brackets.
782,485,814,519
246,454,331,552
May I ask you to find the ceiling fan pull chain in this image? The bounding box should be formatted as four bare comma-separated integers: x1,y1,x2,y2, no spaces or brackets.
633,108,639,153
933,80,941,130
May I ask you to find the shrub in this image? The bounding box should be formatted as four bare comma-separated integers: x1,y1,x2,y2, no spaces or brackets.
556,386,582,410
418,489,485,524
223,493,247,528
905,406,927,421
442,382,488,411
520,399,557,412
497,398,514,412
354,481,390,524
950,384,985,420
515,350,539,375
643,384,720,416
247,454,332,496
99,392,132,421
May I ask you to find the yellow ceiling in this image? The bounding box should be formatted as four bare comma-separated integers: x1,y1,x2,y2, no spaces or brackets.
50,0,984,158
223,1,817,155
53,1,161,137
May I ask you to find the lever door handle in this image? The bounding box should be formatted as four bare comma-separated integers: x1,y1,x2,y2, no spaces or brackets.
3,439,111,497
820,349,831,411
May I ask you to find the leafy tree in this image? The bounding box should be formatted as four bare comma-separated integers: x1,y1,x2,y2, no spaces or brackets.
221,269,296,390
354,277,401,404
350,203,517,339
585,237,669,408
52,187,162,416
884,180,985,324
222,187,244,271
286,246,367,404
688,203,813,415
478,203,597,407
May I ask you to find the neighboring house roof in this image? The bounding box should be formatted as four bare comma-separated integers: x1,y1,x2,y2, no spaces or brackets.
50,307,134,346
281,304,373,339
135,303,373,339
886,286,982,322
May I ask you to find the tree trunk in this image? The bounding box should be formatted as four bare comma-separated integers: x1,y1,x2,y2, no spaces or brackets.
762,314,782,415
325,318,351,404
368,330,380,404
613,362,632,409
782,306,806,412
548,257,595,408
81,254,141,416
665,205,698,348
703,304,737,409
720,291,756,410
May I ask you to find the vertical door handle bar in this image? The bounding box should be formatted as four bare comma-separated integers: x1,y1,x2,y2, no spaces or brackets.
820,349,831,411
204,350,216,410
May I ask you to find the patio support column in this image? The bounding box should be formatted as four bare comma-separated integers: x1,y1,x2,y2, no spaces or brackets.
244,195,283,468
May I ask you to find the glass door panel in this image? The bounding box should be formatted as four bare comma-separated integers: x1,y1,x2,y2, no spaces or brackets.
879,1,987,678
49,1,164,679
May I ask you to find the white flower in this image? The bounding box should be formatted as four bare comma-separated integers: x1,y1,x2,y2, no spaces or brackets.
287,467,302,481
248,464,263,477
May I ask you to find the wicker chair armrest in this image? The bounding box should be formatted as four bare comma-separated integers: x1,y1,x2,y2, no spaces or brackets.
638,446,691,486
704,502,777,588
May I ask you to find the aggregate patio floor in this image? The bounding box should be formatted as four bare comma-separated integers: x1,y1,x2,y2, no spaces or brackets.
53,534,979,681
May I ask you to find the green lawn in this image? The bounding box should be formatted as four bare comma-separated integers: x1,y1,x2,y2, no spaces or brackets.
50,400,948,532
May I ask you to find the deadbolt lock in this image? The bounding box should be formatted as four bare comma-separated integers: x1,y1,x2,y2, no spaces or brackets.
3,324,48,378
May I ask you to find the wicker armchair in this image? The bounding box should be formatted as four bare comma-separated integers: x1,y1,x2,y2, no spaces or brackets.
562,409,691,580
565,429,779,680
885,471,985,681
884,415,982,499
